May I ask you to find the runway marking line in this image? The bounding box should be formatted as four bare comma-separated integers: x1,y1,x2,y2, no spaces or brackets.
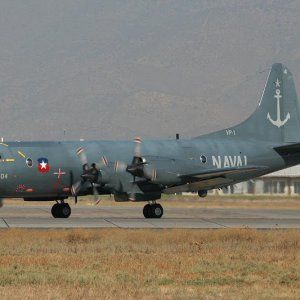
199,218,228,228
103,218,120,228
2,218,9,228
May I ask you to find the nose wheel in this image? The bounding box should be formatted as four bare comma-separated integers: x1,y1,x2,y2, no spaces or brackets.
143,203,163,218
51,202,71,218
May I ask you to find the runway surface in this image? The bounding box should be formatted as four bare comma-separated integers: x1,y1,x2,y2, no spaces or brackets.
0,205,299,228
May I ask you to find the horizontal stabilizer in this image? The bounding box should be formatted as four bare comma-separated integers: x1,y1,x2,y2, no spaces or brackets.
274,143,300,155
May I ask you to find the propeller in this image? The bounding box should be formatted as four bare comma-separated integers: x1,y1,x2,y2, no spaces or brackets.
134,137,142,158
71,148,102,204
92,183,101,205
71,180,82,198
114,137,147,177
116,137,156,201
72,137,157,203
96,155,109,170
76,147,88,170
126,137,158,182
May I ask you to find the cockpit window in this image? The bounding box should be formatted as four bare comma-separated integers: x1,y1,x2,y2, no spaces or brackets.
26,158,33,167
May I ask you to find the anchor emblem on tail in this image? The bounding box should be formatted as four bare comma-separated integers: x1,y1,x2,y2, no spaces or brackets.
267,80,290,128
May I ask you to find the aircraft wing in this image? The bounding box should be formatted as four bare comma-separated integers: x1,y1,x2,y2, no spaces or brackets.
164,165,269,194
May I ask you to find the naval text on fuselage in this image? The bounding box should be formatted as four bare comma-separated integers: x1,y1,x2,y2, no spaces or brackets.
212,155,247,168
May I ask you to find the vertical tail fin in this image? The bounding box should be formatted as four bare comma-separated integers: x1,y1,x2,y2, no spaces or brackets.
232,63,300,143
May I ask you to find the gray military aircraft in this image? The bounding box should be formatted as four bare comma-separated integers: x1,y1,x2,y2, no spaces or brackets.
0,63,299,219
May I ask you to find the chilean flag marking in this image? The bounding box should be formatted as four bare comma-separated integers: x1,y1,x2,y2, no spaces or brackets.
37,158,50,173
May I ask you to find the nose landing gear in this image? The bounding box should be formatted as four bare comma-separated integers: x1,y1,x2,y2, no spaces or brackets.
51,202,71,218
143,203,163,218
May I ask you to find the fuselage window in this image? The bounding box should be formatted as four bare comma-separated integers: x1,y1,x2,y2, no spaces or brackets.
200,155,207,163
26,158,33,167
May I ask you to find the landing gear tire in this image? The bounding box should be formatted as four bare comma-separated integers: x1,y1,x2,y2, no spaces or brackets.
51,203,60,218
60,203,71,218
151,204,163,218
51,203,71,218
143,203,163,219
198,190,207,198
143,204,151,218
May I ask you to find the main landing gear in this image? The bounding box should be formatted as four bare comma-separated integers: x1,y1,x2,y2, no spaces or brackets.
198,190,207,198
143,203,163,218
51,202,71,218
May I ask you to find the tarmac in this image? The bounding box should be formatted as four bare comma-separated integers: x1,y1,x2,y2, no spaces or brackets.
0,205,299,229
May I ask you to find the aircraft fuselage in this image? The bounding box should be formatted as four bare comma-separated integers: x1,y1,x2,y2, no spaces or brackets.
0,137,292,199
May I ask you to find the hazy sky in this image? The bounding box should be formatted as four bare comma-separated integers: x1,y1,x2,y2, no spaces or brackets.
0,0,300,140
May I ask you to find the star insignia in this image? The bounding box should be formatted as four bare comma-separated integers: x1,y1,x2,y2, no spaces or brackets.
40,161,47,169
275,78,281,87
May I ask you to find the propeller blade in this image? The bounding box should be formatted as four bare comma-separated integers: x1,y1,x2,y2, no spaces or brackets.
96,156,109,170
92,184,101,205
71,181,83,196
134,137,142,158
114,160,127,173
128,181,139,201
76,147,88,166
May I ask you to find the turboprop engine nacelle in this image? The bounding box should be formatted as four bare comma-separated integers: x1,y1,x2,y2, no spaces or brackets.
143,164,182,186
